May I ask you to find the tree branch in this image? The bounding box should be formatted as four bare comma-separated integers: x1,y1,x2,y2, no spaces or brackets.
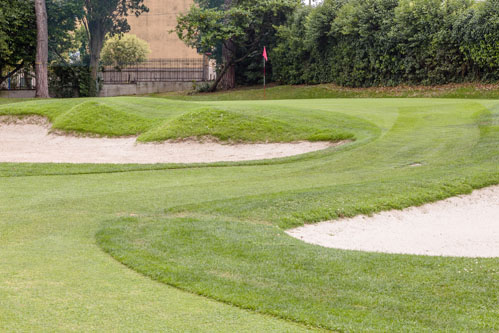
49,45,79,76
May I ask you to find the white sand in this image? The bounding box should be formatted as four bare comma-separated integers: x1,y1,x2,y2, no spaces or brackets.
287,186,499,258
0,118,338,164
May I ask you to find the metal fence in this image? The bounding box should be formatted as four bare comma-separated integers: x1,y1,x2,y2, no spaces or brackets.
0,70,35,90
100,58,208,84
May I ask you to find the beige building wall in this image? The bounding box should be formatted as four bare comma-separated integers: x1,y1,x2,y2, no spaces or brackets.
128,0,201,59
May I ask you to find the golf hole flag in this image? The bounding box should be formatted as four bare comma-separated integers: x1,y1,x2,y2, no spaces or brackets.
263,46,268,99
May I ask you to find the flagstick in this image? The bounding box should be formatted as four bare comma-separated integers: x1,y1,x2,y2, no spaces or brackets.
263,57,266,100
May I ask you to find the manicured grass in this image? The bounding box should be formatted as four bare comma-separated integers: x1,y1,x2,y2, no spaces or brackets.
0,97,31,105
0,176,312,332
157,83,499,101
138,108,353,143
1,96,498,331
98,216,498,331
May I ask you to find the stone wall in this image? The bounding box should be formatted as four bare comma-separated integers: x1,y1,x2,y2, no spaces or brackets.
0,90,36,98
99,81,195,97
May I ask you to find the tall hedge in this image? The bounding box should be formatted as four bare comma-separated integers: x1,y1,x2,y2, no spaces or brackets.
272,0,499,86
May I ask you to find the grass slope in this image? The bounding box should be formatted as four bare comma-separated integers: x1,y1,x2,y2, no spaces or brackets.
52,101,156,136
0,98,354,143
1,96,498,331
139,108,353,142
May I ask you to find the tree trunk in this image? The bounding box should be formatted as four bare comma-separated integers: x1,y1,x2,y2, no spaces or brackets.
219,0,235,90
220,40,236,90
88,23,105,97
35,0,49,98
209,59,233,92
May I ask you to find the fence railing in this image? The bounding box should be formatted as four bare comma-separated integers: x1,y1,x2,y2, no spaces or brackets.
1,58,211,91
0,71,35,90
100,58,208,84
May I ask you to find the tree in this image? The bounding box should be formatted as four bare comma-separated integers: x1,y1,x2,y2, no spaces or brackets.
176,0,299,92
220,0,235,90
46,0,85,62
0,0,83,87
0,0,37,86
81,0,149,95
101,34,150,68
272,6,312,84
189,0,234,89
35,0,49,98
0,9,8,60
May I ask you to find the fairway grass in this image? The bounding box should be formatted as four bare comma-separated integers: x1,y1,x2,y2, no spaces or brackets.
1,96,498,331
156,83,499,101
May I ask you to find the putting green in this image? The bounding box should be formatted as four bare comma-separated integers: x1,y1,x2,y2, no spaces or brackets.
1,97,497,331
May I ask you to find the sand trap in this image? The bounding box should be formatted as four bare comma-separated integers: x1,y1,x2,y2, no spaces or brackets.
287,186,499,258
0,117,339,164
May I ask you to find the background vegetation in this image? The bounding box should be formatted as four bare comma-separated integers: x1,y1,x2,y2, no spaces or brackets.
272,0,499,87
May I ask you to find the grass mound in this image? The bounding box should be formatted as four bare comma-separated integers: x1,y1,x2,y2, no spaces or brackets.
139,108,353,143
0,99,79,120
52,101,156,136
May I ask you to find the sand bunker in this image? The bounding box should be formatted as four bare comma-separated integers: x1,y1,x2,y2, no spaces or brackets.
0,119,338,164
287,186,499,258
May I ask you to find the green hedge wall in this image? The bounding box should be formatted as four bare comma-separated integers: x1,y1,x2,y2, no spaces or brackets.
271,0,499,87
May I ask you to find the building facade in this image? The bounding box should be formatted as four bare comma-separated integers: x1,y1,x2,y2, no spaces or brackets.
127,0,201,60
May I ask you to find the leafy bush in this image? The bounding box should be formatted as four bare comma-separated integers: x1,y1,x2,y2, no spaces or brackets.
101,34,150,69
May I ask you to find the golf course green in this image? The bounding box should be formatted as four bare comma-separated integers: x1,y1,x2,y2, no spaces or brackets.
0,94,497,331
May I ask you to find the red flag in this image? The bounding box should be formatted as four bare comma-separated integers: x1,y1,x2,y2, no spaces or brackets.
263,46,268,61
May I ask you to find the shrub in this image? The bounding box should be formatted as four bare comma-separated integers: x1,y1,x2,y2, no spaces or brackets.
101,34,150,69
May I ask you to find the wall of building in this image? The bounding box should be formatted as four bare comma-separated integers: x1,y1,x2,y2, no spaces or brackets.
127,0,201,60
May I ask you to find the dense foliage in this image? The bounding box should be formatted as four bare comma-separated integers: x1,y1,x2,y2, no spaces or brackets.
0,0,38,83
49,64,92,98
272,0,499,86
